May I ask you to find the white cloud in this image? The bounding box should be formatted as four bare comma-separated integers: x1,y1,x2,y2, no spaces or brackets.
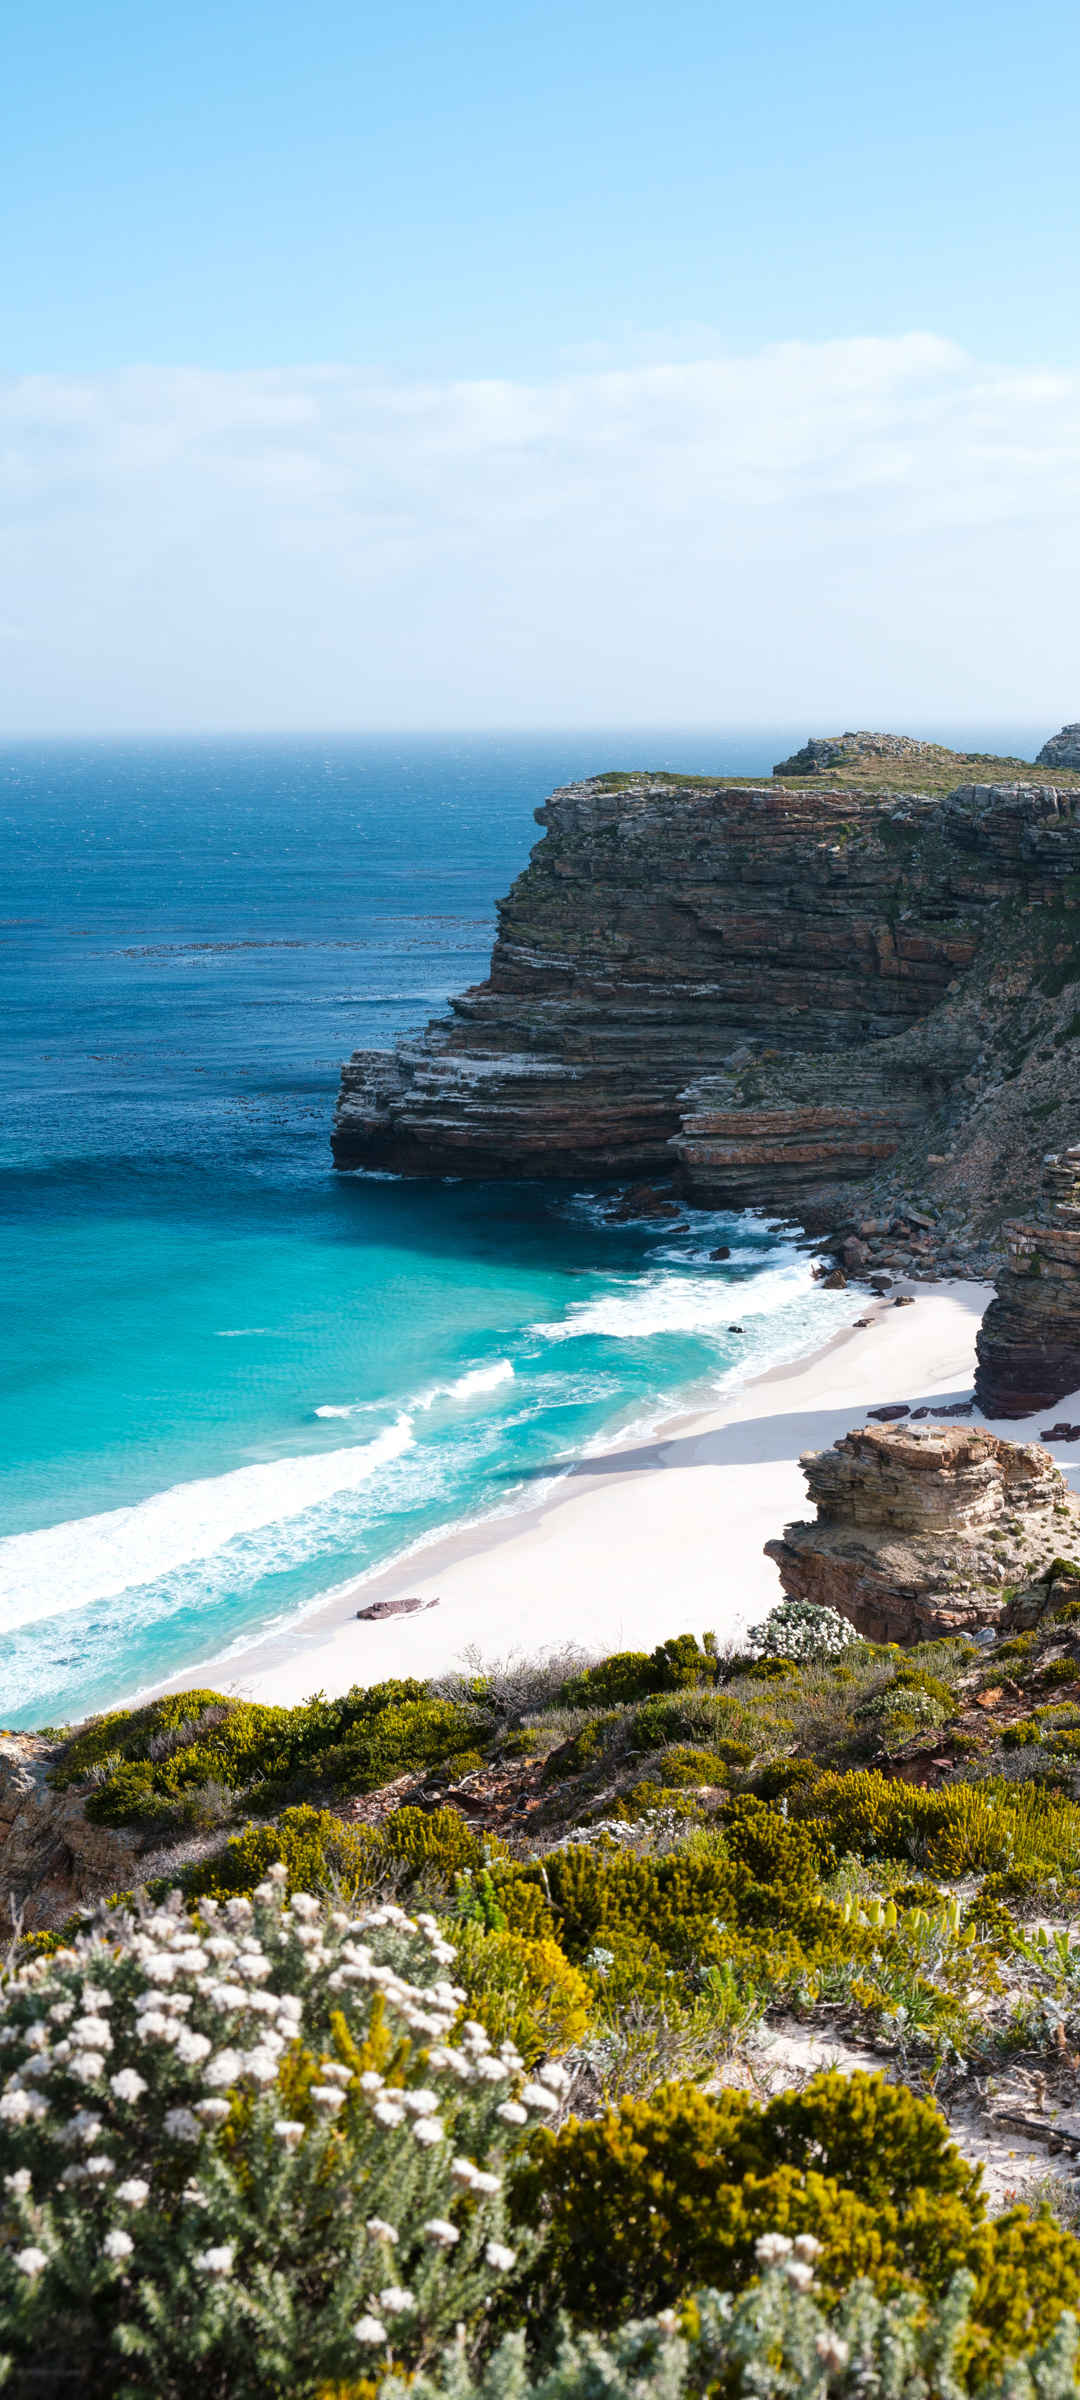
1,335,1078,730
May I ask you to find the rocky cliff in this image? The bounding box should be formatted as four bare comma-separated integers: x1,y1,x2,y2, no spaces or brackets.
975,1149,1080,1417
0,1736,142,1932
765,1421,1080,1643
334,736,1080,1236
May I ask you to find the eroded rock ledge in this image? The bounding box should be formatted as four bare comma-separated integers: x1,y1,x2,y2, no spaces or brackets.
765,1421,1080,1643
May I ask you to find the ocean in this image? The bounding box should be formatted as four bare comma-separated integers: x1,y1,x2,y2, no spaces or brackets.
0,728,1006,1730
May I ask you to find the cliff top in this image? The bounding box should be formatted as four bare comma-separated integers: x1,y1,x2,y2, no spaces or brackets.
589,728,1080,801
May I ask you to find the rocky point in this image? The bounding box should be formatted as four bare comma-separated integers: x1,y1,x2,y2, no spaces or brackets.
333,735,1080,1240
765,1420,1080,1644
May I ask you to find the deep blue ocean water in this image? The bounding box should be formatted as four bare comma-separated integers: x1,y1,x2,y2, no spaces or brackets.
0,730,1029,1729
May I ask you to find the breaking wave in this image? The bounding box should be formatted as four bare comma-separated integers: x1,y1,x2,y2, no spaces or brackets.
0,1416,415,1636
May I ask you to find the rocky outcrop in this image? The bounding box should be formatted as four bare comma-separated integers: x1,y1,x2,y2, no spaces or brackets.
334,755,1080,1220
0,1736,143,1933
773,731,965,778
1037,724,1080,772
765,1422,1080,1643
974,1149,1080,1417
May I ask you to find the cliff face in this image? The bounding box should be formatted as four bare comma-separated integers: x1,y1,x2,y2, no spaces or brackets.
975,1149,1080,1417
0,1736,142,1932
333,747,1080,1232
765,1422,1080,1643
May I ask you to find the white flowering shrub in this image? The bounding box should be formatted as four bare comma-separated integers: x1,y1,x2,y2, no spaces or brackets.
0,1875,562,2399
380,2253,1080,2400
745,1599,858,1664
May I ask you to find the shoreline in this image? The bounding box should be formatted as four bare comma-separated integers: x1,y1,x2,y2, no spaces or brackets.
138,1275,992,1710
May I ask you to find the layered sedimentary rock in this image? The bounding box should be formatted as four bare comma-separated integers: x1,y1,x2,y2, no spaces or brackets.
334,762,1080,1211
765,1422,1079,1643
974,1149,1080,1418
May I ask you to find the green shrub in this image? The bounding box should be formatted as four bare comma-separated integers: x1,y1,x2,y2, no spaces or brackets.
513,2071,982,2327
791,1768,1080,1887
558,1636,717,1711
513,2069,1080,2359
892,1668,958,1713
378,2265,1080,2400
1038,1660,1080,1688
185,1804,378,1900
371,1804,497,1884
55,1691,242,1779
859,1686,950,1745
557,1651,655,1708
656,1746,737,1787
542,1717,620,1780
451,1919,592,2063
65,1681,496,1826
0,1882,549,2398
504,1802,834,1972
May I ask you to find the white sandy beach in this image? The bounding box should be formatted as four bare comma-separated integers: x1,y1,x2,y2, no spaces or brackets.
152,1274,1019,1710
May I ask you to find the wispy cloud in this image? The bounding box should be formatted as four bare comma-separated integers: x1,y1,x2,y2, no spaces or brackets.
2,337,1078,730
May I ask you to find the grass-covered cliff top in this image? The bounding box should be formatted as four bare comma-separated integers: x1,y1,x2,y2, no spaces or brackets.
589,730,1080,800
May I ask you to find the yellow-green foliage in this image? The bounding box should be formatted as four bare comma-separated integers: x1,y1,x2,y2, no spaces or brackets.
450,1919,592,2063
56,1690,241,1777
1037,1658,1080,1687
65,1679,494,1826
185,1804,377,1900
501,1800,835,1969
514,2069,1080,2359
655,1745,739,1787
369,1804,501,1884
541,1715,621,1781
558,1634,718,1710
794,1768,1080,1886
184,1802,502,1907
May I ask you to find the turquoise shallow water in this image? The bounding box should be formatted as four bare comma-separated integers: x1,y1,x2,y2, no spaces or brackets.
0,731,903,1727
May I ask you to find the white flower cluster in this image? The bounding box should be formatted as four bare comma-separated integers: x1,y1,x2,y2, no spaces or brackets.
745,1598,858,1664
0,1871,560,2390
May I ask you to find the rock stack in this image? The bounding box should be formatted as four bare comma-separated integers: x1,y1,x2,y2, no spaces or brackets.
974,1149,1080,1418
765,1420,1078,1643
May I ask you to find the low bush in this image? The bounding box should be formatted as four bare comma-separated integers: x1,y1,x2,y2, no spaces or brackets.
1038,1660,1080,1688
557,1636,717,1712
450,1920,592,2063
0,1882,561,2398
653,1745,736,1787
513,2069,1080,2362
378,2262,1080,2400
790,1768,1080,1887
745,1600,858,1664
185,1805,379,1901
64,1684,496,1828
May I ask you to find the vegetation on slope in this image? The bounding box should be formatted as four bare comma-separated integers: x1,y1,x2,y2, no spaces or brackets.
11,1598,1080,2392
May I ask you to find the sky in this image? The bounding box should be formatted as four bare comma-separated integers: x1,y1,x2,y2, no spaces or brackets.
2,0,1079,734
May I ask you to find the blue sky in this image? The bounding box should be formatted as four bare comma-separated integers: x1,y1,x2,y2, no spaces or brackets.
6,0,1080,375
2,0,1079,731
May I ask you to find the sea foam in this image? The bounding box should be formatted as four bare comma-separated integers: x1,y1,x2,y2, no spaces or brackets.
314,1358,514,1420
0,1415,415,1635
530,1257,813,1343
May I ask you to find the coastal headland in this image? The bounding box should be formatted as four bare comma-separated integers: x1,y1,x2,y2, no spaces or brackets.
155,724,1080,1709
